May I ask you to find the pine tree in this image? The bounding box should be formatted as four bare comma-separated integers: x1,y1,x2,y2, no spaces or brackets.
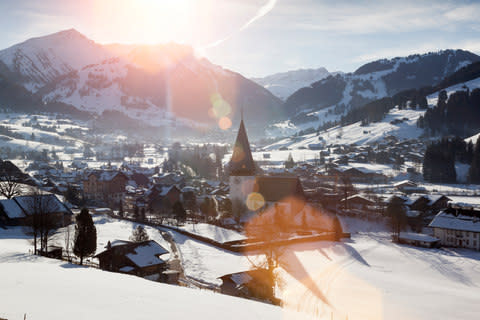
172,201,186,224
386,198,407,241
129,225,149,242
284,153,295,169
73,208,97,265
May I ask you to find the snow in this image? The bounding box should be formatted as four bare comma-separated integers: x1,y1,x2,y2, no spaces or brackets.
125,241,169,268
265,107,425,150
0,227,281,320
162,228,252,286
92,215,171,261
278,230,480,320
179,223,246,243
252,68,332,100
429,210,480,232
427,76,480,106
399,232,439,243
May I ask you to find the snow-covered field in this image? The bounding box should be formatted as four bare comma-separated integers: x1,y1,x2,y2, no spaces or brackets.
266,107,425,151
1,215,480,319
0,226,280,320
279,233,480,320
162,228,252,285
179,223,246,243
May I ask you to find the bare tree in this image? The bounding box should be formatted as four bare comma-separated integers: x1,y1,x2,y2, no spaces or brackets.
337,172,355,211
0,171,22,199
24,190,62,255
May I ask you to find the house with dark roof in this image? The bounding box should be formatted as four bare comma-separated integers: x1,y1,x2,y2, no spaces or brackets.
219,269,275,302
95,240,169,280
0,193,73,226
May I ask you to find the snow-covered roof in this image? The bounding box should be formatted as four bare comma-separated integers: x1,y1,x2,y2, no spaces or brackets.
0,199,25,218
429,208,480,232
14,194,70,214
126,241,169,268
399,232,439,243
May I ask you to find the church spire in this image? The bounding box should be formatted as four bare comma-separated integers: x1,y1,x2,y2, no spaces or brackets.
229,116,255,176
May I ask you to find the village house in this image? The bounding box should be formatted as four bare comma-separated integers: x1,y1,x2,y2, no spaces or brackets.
95,240,169,281
83,170,128,205
219,269,275,303
146,184,181,214
429,206,480,251
0,193,73,226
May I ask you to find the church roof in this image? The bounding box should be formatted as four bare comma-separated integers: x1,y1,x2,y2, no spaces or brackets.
229,119,256,176
253,176,305,202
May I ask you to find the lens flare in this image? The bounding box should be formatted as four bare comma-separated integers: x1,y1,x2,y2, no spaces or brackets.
246,192,265,211
218,116,232,130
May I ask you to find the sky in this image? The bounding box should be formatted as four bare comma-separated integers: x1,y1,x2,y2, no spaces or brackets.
1,0,480,77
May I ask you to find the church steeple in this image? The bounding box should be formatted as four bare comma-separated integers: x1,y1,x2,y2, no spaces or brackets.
229,118,255,176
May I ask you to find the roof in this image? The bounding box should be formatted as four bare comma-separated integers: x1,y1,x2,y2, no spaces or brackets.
429,207,480,232
253,176,305,202
219,269,271,287
0,199,25,219
399,232,439,243
229,120,255,176
125,240,169,268
14,194,71,215
341,194,374,204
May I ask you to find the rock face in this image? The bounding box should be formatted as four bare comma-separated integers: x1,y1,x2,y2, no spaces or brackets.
284,50,480,117
0,29,283,128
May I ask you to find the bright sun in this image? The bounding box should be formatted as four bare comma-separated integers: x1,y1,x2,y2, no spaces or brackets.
93,0,193,44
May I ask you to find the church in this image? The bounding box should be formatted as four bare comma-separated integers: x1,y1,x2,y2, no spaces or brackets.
228,117,306,216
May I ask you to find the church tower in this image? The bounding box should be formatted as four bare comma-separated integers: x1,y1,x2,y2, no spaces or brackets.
229,116,256,206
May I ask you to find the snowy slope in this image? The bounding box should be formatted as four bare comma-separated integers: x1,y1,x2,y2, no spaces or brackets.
427,76,480,106
266,107,425,149
252,68,333,100
0,29,282,129
284,50,479,119
0,227,280,320
0,29,112,92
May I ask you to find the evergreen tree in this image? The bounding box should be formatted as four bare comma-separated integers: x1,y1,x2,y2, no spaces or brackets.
118,200,124,217
73,208,97,265
468,139,480,183
172,201,187,224
129,225,149,242
386,198,407,241
284,153,295,169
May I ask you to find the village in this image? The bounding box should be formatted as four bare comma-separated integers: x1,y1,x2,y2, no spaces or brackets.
1,114,480,313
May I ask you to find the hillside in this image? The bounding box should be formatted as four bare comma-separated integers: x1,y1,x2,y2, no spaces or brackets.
0,29,283,130
284,50,479,119
0,226,281,320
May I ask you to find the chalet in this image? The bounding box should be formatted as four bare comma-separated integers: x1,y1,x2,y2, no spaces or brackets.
341,194,375,210
95,240,169,280
398,232,440,248
147,185,181,213
83,170,128,205
219,269,274,302
429,206,480,251
0,194,73,226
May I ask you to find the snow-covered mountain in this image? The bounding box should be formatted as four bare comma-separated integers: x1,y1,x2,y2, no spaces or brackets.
0,29,283,130
252,67,334,100
285,50,480,118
